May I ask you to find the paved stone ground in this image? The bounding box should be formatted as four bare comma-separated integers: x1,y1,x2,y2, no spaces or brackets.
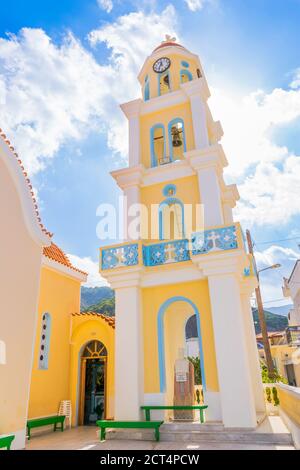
25,426,295,451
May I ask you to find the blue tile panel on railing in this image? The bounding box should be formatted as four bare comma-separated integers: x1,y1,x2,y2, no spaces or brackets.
101,225,239,270
191,226,238,255
143,239,190,267
101,243,139,270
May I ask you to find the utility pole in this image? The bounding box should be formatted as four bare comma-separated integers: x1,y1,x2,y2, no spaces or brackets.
246,230,275,378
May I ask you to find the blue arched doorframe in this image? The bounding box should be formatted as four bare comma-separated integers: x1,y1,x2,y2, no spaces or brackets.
157,296,206,393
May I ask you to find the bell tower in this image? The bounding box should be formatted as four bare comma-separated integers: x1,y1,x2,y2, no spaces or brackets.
100,38,265,428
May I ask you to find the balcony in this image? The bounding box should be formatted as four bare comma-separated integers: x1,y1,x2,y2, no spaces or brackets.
100,223,246,272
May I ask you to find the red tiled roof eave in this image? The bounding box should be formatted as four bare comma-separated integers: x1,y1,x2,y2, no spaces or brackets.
0,128,52,238
72,312,115,329
43,243,88,276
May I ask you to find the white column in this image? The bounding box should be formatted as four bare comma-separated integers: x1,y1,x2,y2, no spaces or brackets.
123,184,141,241
197,167,224,227
114,285,144,420
120,99,142,167
241,293,266,414
190,94,209,149
222,202,234,224
128,116,140,167
181,79,210,150
208,274,257,428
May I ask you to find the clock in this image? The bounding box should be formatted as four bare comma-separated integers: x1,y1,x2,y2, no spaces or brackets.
153,57,171,74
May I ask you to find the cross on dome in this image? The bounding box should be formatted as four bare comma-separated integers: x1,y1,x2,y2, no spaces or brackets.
163,34,177,43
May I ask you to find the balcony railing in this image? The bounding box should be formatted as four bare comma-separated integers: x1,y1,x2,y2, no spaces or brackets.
100,224,243,271
143,239,190,267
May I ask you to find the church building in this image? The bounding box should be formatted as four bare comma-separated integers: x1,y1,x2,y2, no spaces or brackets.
100,37,265,428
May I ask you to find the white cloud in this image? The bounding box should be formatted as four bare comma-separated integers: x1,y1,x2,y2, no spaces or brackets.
253,245,298,307
97,0,113,13
67,253,108,287
184,0,208,11
209,84,300,225
0,6,177,175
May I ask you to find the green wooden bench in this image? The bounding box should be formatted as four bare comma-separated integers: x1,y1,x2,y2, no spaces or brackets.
27,415,66,440
141,405,208,423
0,435,15,450
96,420,164,442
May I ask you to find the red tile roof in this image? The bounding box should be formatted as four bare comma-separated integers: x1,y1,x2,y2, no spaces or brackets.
43,242,87,276
71,312,115,329
0,128,52,238
153,41,185,52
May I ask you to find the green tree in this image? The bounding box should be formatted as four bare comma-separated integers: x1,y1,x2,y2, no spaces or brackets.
188,356,202,385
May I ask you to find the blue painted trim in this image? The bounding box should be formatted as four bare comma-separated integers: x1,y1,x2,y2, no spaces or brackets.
150,124,165,167
157,296,206,393
181,60,190,68
180,69,193,83
163,184,177,197
144,75,150,101
159,197,185,240
158,70,171,96
168,118,187,161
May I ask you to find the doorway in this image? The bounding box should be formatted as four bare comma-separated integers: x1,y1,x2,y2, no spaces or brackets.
79,340,107,425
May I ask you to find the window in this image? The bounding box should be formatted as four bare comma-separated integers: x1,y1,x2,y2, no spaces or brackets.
159,71,171,96
180,70,193,84
144,75,150,101
38,313,51,370
159,198,185,240
151,125,168,167
197,68,202,78
168,119,186,161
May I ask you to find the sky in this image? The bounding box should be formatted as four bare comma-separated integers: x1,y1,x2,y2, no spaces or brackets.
0,0,300,306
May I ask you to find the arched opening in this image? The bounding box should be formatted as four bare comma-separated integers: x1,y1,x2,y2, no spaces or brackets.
151,124,167,167
159,198,185,240
159,71,171,95
168,119,186,161
79,340,107,425
180,69,193,84
185,315,204,404
157,297,206,410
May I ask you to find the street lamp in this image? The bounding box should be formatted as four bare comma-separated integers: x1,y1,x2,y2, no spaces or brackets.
258,264,281,274
246,230,282,379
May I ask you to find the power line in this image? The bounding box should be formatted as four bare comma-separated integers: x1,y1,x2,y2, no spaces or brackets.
254,236,300,246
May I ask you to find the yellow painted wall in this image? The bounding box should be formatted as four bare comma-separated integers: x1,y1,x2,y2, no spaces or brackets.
70,317,115,424
278,386,300,427
141,52,200,100
0,158,43,440
140,102,195,169
28,266,81,419
142,280,219,395
141,175,201,242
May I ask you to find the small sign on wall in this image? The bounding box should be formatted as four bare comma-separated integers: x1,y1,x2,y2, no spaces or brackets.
176,372,187,382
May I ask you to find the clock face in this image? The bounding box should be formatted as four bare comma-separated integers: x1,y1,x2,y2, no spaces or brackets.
153,57,171,74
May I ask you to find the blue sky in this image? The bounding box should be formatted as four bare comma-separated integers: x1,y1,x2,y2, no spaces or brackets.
0,0,300,305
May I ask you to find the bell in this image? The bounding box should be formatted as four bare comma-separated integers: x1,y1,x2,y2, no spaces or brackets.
172,127,182,147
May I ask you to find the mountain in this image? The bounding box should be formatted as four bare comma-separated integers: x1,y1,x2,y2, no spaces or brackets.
80,288,289,333
267,305,292,317
81,286,114,310
252,308,288,334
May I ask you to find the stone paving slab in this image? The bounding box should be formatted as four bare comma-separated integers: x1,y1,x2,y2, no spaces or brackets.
25,426,295,451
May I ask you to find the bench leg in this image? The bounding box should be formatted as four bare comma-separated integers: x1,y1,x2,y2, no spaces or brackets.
145,410,151,422
27,428,31,441
54,423,57,433
200,409,204,424
154,427,160,442
100,427,106,441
